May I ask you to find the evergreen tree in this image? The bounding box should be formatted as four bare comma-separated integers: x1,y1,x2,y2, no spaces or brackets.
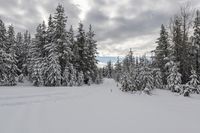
75,23,90,82
44,42,61,86
32,62,43,86
85,25,98,82
6,25,18,85
15,32,24,74
0,19,13,85
193,10,200,75
29,24,45,82
22,30,31,76
62,65,70,86
53,4,72,83
166,60,182,92
77,71,84,86
138,65,154,92
95,68,103,84
153,68,163,89
114,57,122,82
68,64,77,86
155,24,170,84
187,69,200,94
106,60,113,78
69,26,75,54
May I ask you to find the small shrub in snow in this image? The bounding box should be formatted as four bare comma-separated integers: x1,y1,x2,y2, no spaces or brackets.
180,84,191,97
143,87,151,95
18,74,24,83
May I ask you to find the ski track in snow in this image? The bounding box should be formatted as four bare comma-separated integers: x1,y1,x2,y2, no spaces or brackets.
0,79,200,133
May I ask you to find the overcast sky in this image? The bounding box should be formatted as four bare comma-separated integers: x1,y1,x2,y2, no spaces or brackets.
1,0,200,57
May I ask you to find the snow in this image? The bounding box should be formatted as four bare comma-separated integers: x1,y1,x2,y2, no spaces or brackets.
0,79,200,133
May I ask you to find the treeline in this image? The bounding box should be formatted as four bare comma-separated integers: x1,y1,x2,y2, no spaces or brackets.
0,4,103,86
110,4,200,96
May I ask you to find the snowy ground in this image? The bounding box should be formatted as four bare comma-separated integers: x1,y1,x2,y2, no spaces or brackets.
0,79,200,133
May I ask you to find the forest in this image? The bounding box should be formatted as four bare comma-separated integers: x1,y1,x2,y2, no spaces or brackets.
0,4,102,87
103,4,200,97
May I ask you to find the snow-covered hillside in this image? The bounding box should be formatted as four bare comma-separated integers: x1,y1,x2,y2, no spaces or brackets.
0,79,200,133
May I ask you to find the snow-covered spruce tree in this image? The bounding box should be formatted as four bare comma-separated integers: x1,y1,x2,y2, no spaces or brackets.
106,60,113,78
68,64,77,86
122,49,135,73
28,24,45,82
44,42,61,86
120,50,139,92
155,24,170,84
171,14,191,84
53,4,73,85
68,25,77,67
95,68,103,84
22,30,31,76
187,69,200,94
77,71,84,86
120,72,130,92
6,25,18,85
85,25,98,82
62,65,70,86
138,65,154,94
193,10,200,75
75,22,91,83
32,62,43,86
0,19,17,85
166,61,182,92
15,32,24,74
114,57,122,82
153,68,163,89
120,72,138,92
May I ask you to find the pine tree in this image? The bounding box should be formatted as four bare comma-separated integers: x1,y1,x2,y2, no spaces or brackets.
120,72,131,92
6,25,18,85
22,30,31,76
193,10,200,75
187,69,200,94
138,65,154,92
68,64,77,86
29,24,44,82
75,23,90,82
53,4,72,83
106,60,113,78
77,71,84,86
114,57,122,82
155,24,170,84
44,42,61,86
86,25,98,82
62,65,70,86
0,19,13,85
95,68,103,84
153,69,163,89
32,62,42,86
166,61,182,92
69,26,75,54
15,32,24,74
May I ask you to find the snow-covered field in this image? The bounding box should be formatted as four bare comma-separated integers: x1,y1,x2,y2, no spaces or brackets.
0,79,200,133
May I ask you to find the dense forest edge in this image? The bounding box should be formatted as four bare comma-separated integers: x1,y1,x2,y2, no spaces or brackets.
103,3,200,97
1,3,200,97
0,4,103,87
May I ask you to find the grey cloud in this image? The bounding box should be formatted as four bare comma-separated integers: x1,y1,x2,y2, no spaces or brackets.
0,0,80,34
1,0,200,56
83,0,200,56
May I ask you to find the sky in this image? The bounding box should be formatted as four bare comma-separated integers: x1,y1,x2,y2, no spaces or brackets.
1,0,200,57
